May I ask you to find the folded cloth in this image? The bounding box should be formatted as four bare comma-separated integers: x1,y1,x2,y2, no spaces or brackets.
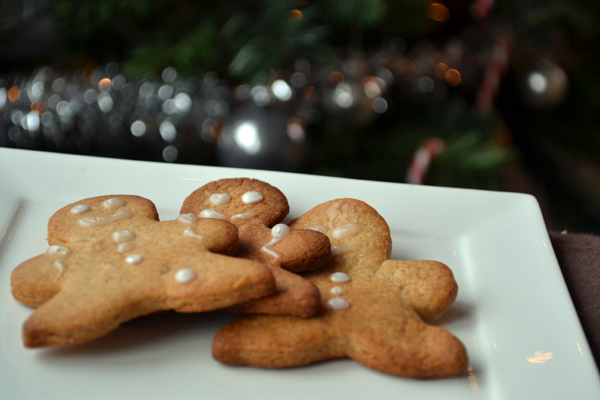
550,231,600,369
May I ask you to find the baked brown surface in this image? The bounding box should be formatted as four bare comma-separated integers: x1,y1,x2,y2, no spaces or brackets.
181,178,331,318
212,198,468,379
11,195,275,348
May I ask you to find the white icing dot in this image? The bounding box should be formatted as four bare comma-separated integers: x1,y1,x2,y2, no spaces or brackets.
331,223,360,240
112,230,136,243
175,268,195,283
118,242,135,253
209,193,231,206
327,297,350,310
79,210,132,227
70,204,90,214
330,272,351,283
125,254,143,264
198,209,228,219
103,197,126,209
242,191,263,204
46,244,69,256
330,286,344,295
309,224,328,233
231,211,256,219
271,224,290,239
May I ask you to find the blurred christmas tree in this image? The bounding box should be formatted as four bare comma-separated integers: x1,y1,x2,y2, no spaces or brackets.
1,0,600,231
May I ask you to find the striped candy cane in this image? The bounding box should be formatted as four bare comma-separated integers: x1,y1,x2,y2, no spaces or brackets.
406,138,445,184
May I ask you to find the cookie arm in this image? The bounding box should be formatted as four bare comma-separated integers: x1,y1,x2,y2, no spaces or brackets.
271,229,331,273
226,267,321,318
10,255,61,307
22,281,161,348
346,307,468,379
376,260,458,322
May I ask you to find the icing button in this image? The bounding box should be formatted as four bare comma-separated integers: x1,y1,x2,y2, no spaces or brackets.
125,254,143,264
330,272,351,283
327,297,350,310
175,268,195,283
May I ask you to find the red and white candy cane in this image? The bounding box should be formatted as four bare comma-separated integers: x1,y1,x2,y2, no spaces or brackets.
475,29,512,113
406,138,445,185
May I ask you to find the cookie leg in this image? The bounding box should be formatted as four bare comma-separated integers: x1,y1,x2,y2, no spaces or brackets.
212,314,342,367
22,284,161,348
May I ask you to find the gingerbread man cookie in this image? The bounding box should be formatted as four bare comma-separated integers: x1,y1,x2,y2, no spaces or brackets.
212,198,468,379
180,178,331,318
11,195,275,348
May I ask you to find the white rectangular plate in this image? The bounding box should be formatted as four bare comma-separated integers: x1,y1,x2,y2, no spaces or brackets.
1,148,598,399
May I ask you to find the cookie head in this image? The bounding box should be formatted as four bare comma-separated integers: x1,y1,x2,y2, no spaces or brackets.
180,178,289,228
48,195,159,245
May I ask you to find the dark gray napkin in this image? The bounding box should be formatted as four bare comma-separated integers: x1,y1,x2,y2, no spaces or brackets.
550,231,600,369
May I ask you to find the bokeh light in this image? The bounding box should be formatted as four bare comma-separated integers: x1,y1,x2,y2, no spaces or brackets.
427,3,449,22
434,63,449,79
445,69,462,85
288,9,303,20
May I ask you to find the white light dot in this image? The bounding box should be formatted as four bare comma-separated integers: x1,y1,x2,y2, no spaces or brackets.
158,84,174,100
162,67,178,83
372,97,388,113
163,145,178,162
528,72,547,94
234,121,261,154
130,120,146,137
174,93,192,113
333,83,353,108
417,77,435,93
159,120,177,142
272,79,293,101
97,93,114,112
251,85,270,107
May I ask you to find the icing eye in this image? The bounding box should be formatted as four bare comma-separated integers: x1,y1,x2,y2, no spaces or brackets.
70,204,90,214
331,223,360,240
103,198,125,209
242,191,263,204
209,193,231,206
